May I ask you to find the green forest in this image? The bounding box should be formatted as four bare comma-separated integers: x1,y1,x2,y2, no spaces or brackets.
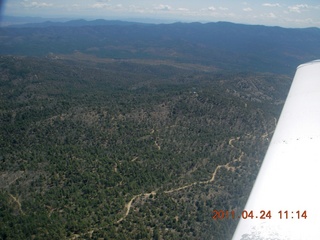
0,55,292,239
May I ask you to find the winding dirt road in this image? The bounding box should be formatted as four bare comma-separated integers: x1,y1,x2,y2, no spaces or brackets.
117,191,156,223
116,137,244,223
9,193,24,215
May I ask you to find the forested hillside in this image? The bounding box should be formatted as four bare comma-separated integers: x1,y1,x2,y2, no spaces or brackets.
1,20,320,74
0,55,291,239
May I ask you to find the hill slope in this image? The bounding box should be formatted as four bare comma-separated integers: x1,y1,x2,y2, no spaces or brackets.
0,55,291,239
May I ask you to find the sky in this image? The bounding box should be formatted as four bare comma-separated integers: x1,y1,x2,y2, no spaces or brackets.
2,0,320,28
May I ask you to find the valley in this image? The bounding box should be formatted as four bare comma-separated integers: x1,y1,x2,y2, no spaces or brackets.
0,20,306,239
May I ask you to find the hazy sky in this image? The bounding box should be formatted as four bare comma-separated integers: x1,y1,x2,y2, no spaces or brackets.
3,0,320,27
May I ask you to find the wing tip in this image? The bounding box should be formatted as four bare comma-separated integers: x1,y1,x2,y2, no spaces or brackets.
297,59,320,69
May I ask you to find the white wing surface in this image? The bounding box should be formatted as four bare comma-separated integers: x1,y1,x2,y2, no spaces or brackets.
232,60,320,240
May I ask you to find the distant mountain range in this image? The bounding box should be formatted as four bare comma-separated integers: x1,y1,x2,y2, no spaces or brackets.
4,18,148,28
1,19,320,74
0,16,72,27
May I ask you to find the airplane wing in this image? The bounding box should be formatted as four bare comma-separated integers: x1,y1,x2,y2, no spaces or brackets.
232,60,320,240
